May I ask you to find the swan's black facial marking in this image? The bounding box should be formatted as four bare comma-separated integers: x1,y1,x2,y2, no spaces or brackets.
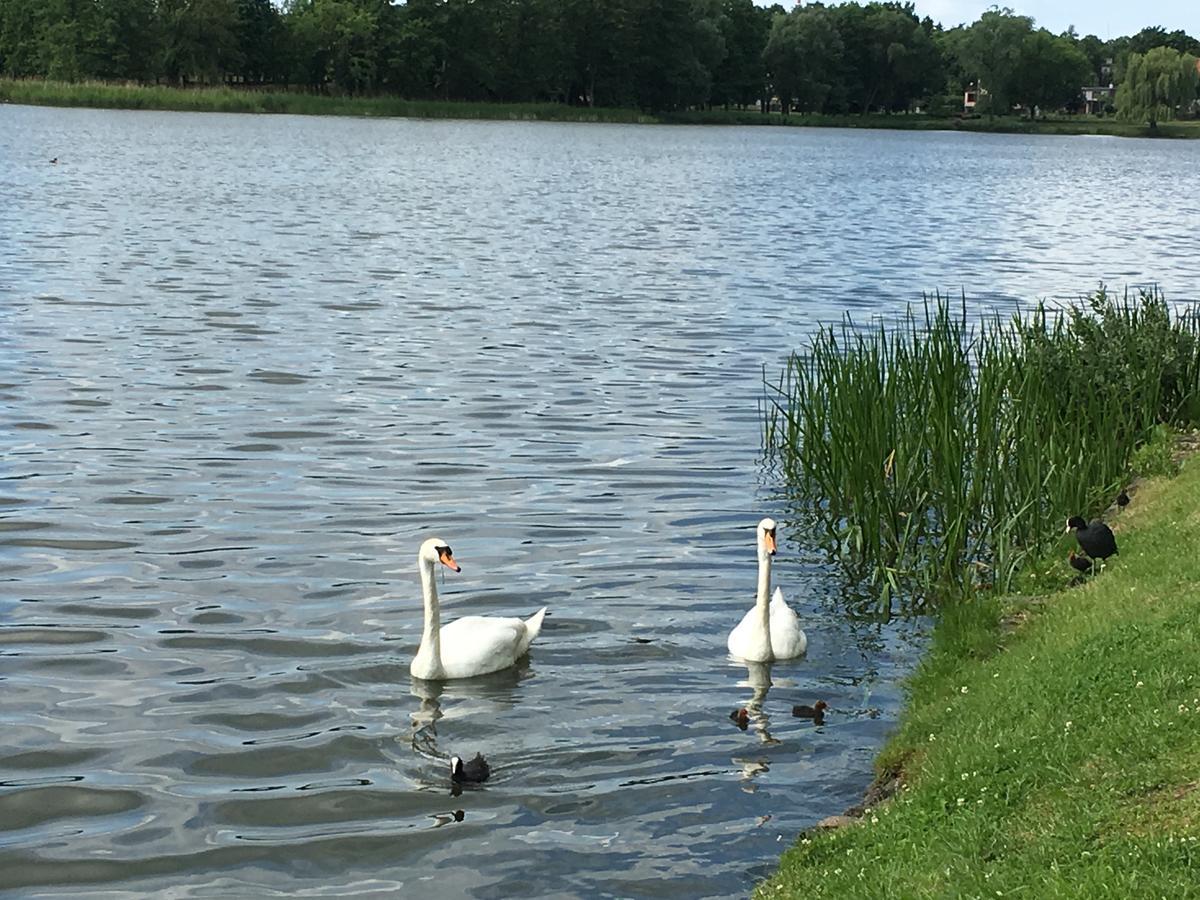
436,545,452,556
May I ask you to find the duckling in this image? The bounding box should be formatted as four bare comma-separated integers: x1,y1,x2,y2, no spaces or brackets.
450,752,490,785
792,700,828,724
729,707,750,730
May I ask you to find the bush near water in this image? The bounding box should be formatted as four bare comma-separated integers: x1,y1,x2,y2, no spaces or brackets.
763,287,1200,607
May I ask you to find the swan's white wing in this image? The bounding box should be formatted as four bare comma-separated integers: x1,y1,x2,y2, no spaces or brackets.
728,604,773,661
768,587,807,659
437,615,532,679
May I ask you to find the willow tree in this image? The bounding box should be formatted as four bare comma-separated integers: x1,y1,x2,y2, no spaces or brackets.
1116,46,1200,128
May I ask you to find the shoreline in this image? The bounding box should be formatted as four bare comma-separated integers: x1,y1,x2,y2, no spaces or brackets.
759,434,1200,898
3,80,1198,139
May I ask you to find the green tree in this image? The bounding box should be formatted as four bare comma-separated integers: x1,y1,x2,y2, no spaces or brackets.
561,0,638,107
285,0,376,93
83,0,159,81
834,2,941,113
1012,28,1090,115
160,0,242,84
1127,26,1200,57
234,0,283,83
763,4,843,114
632,0,723,111
375,0,444,98
1116,46,1200,128
1073,32,1107,83
957,7,1033,114
491,0,572,102
710,0,771,109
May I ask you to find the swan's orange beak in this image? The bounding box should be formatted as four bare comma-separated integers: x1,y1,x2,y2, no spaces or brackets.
764,532,776,556
439,549,461,572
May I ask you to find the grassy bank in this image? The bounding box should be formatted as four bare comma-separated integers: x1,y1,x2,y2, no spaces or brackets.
3,79,1198,138
760,451,1200,898
664,108,1200,138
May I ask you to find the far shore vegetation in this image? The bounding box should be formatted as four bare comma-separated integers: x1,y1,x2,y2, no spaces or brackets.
7,78,1200,139
0,1,1196,132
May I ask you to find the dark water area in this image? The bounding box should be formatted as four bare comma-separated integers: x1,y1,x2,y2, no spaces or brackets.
1,105,1196,896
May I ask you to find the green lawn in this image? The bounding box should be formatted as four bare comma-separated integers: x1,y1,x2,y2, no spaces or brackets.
760,455,1200,898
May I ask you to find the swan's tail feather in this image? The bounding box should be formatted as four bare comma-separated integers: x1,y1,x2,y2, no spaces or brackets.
519,606,548,656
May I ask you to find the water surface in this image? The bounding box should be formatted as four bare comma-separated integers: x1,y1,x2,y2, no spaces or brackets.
1,105,1196,897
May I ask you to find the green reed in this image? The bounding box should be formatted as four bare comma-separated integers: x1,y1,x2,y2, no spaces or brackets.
764,287,1200,609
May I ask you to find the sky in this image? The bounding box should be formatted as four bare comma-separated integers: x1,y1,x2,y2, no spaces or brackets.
914,0,1197,38
770,1,1198,40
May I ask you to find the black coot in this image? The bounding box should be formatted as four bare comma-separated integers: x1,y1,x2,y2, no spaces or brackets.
1066,516,1118,559
450,752,491,784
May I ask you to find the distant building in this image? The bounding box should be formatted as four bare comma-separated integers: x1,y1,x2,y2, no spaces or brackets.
1081,85,1115,115
963,82,980,114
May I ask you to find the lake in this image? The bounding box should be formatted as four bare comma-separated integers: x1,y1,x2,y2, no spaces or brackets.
1,104,1196,897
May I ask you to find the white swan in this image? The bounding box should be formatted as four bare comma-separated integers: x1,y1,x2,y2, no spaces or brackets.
727,518,807,662
410,537,547,681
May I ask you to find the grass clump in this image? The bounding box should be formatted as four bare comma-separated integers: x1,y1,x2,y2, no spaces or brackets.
763,286,1200,608
758,455,1200,899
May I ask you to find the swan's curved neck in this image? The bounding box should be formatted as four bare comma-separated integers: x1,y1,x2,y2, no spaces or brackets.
417,556,442,674
755,546,772,637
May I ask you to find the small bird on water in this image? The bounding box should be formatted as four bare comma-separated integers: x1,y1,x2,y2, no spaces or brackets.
450,752,490,785
729,707,751,730
1066,516,1118,560
792,700,828,724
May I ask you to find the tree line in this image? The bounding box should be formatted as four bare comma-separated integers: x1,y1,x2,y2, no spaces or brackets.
1,0,1197,119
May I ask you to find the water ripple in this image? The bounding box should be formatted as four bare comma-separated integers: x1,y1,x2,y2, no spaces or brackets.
2,105,1196,897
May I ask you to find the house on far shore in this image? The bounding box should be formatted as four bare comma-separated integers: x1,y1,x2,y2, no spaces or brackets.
1081,84,1115,115
963,82,981,114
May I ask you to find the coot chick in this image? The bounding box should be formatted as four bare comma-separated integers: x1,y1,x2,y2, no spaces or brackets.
1068,551,1093,574
450,753,490,784
1066,516,1118,560
792,700,828,724
729,707,750,730
1116,490,1130,510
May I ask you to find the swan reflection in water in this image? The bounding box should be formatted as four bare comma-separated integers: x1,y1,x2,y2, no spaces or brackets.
409,661,533,795
732,661,782,792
